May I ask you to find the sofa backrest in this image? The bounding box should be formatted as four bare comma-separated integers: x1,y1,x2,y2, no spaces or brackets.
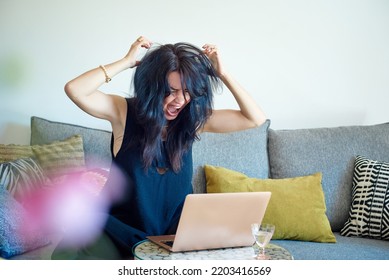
267,122,389,232
30,116,389,232
192,120,270,193
30,116,271,195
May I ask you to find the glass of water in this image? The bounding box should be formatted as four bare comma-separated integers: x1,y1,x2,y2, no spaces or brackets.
251,223,275,260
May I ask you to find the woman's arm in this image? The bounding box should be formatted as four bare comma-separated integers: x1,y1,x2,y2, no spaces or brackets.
202,44,266,133
64,36,152,125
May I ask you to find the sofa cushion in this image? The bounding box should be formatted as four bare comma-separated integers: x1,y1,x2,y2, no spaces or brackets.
49,168,109,196
272,232,389,260
0,187,49,258
205,165,336,243
0,145,34,163
31,135,85,178
340,155,389,240
268,122,389,231
0,157,48,200
192,120,270,194
31,116,112,169
0,135,86,179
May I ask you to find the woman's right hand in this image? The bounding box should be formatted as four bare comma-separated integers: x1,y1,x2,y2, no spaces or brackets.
124,36,153,68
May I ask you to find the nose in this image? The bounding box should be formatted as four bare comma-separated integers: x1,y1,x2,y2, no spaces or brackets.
173,91,186,104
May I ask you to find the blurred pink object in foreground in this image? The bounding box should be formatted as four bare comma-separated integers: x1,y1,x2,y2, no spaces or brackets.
20,165,125,247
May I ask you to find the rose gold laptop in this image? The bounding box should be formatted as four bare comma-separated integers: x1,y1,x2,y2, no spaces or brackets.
147,192,271,252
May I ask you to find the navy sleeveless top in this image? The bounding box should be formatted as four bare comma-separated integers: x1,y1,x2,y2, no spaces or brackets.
104,98,193,254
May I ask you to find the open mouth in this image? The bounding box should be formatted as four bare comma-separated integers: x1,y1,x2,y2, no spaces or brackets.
166,105,181,116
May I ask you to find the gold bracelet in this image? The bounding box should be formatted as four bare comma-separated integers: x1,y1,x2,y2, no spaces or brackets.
99,65,112,83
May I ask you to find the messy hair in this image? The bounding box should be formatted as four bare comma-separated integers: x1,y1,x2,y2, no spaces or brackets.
132,42,221,172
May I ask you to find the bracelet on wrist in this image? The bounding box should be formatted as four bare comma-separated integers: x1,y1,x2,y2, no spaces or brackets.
99,65,112,83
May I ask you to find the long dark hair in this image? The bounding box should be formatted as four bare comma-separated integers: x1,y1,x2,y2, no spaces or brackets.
132,42,221,172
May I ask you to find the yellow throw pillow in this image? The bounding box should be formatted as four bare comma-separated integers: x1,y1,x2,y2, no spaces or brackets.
31,135,85,178
205,165,336,243
0,135,85,179
0,145,34,163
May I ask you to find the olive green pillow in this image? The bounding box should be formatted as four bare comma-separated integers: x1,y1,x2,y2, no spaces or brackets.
205,165,336,243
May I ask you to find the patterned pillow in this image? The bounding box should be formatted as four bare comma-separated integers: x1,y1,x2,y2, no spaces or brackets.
0,135,86,179
340,155,389,240
49,168,109,196
0,144,34,163
31,135,85,178
0,187,49,258
0,157,49,200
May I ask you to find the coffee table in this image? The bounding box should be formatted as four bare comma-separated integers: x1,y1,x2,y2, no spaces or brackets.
132,240,293,260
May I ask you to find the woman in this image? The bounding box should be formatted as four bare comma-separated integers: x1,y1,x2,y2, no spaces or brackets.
53,36,266,259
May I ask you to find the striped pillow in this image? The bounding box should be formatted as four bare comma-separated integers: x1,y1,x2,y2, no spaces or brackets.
0,145,34,163
0,135,86,178
0,157,48,200
340,155,389,240
31,135,85,178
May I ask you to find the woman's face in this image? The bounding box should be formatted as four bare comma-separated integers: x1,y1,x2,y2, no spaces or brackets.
163,71,191,121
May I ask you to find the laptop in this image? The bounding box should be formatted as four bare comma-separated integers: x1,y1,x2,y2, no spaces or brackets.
147,191,271,252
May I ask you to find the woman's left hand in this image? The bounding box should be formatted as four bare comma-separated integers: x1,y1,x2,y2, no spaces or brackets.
202,44,225,77
124,36,153,68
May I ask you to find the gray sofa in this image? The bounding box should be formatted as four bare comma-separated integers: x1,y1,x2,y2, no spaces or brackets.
5,116,389,259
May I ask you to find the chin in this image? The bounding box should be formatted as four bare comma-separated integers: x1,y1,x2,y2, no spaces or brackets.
164,110,180,121
165,115,177,121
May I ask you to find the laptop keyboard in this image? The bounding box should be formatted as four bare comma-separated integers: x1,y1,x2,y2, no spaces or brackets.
161,240,174,247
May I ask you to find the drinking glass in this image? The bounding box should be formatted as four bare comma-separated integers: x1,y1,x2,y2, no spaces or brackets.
251,223,275,260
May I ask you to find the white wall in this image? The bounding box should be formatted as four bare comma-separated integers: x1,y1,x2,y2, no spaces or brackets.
1,0,388,144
